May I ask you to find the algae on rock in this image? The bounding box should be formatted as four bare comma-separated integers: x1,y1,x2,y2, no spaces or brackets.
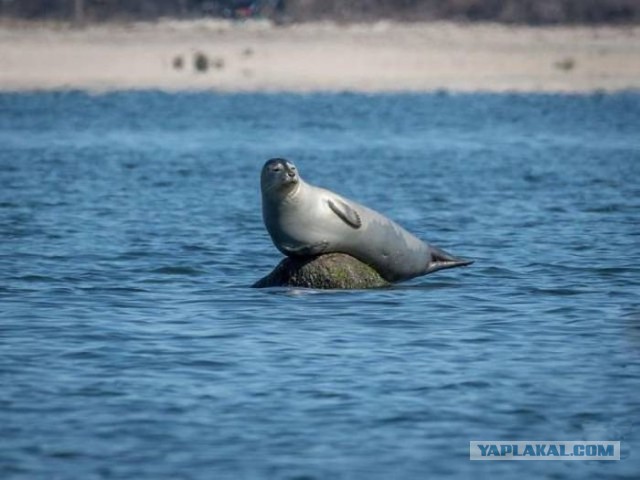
253,253,389,289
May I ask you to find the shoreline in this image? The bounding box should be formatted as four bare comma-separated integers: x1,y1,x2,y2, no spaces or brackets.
1,20,639,93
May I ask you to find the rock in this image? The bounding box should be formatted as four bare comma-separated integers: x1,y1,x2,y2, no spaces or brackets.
172,55,184,70
554,57,576,71
193,52,209,72
253,253,389,289
211,57,225,70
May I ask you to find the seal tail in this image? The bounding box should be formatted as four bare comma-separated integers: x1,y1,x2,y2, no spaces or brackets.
425,245,474,274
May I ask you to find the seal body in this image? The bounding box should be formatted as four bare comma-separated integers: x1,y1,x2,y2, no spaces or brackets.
260,158,472,283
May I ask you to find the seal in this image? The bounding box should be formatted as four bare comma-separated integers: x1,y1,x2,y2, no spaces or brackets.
260,158,473,283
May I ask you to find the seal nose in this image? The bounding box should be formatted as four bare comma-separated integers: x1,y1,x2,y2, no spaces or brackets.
287,170,296,178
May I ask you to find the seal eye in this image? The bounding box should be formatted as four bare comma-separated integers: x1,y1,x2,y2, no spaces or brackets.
272,166,282,172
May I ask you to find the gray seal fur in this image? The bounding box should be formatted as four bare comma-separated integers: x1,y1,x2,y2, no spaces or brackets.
260,158,472,282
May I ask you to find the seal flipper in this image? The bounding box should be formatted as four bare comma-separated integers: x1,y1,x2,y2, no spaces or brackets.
425,245,474,274
328,199,362,229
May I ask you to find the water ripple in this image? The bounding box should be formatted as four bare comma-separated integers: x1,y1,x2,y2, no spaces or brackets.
1,91,639,480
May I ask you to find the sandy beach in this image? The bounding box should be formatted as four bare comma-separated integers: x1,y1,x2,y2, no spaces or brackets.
0,19,639,93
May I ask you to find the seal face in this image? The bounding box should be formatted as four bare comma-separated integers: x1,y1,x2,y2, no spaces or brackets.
261,158,300,195
260,158,473,282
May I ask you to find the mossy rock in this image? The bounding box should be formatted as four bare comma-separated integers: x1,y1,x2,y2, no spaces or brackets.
253,253,389,289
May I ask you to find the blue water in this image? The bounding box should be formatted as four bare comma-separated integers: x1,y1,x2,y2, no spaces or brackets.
1,91,639,479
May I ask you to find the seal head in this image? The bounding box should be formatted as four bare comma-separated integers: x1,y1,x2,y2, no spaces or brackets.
261,158,299,196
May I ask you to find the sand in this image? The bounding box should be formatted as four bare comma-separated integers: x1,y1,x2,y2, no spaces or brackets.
0,19,638,93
